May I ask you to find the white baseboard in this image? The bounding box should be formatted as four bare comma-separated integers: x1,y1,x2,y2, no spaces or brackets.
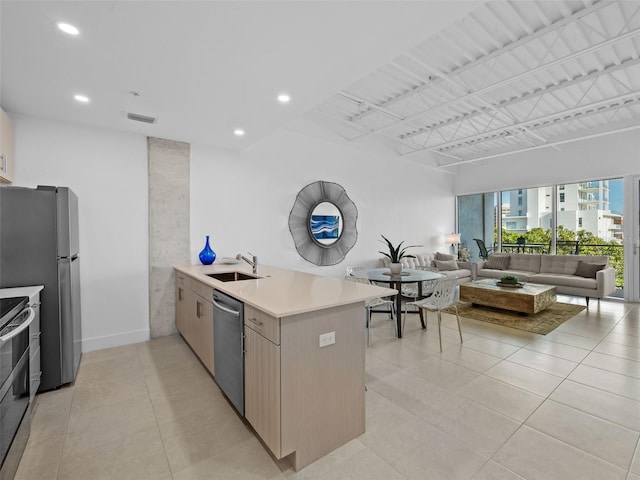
81,328,151,352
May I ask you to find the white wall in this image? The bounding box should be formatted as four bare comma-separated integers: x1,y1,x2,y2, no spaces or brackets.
11,114,150,351
10,116,456,352
454,129,640,195
191,129,456,278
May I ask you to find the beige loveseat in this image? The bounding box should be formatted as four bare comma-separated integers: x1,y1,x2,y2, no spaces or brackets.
381,252,473,285
476,253,616,305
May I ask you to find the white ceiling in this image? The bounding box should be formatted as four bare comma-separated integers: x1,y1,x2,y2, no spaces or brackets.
0,1,480,153
5,1,637,171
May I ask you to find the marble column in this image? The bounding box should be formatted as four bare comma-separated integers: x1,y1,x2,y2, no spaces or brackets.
148,137,190,337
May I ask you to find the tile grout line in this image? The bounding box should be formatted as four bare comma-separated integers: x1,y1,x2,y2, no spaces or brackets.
136,342,174,479
625,437,640,480
371,333,535,477
51,373,77,480
462,303,636,477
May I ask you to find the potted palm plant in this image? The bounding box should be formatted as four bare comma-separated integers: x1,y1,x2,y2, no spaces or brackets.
379,234,421,275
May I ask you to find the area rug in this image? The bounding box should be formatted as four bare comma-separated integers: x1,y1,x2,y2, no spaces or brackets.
443,301,586,335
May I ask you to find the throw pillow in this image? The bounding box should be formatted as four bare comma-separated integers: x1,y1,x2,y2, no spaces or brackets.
434,252,455,261
575,261,606,278
484,255,510,270
434,259,459,271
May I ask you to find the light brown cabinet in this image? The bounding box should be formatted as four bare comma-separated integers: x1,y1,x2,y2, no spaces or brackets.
244,308,281,457
244,302,366,471
175,273,214,375
0,108,15,184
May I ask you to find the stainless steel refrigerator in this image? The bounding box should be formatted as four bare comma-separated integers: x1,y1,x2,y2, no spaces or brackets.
0,185,82,391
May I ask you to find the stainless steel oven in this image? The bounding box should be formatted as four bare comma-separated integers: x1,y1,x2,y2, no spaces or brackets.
0,297,35,480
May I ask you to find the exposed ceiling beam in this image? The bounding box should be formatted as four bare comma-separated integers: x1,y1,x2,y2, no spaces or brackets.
348,1,614,126
349,22,640,143
398,56,640,141
427,91,640,154
434,122,640,168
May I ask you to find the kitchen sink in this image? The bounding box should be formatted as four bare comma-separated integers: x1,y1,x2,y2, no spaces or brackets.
205,272,260,282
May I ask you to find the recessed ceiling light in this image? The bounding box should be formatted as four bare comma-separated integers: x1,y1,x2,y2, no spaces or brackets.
277,93,291,103
234,129,245,136
74,94,89,103
57,22,79,35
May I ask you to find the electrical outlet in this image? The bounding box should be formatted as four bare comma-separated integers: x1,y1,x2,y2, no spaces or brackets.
319,331,335,348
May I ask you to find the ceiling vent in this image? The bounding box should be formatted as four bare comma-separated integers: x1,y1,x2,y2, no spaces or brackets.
127,112,157,124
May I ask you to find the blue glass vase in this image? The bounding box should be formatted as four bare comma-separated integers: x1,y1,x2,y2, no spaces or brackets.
199,235,216,265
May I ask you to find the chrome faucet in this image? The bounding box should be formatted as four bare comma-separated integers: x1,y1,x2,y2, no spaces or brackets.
236,253,258,274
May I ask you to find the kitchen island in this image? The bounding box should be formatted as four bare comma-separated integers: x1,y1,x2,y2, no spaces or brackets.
173,263,396,471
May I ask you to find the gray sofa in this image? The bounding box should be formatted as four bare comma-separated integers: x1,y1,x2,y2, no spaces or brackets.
381,252,473,285
476,253,616,305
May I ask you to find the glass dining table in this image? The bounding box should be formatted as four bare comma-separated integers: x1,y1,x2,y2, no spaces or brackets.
352,267,442,338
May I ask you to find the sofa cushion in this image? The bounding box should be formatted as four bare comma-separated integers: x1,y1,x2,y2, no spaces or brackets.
439,269,472,280
540,254,609,275
531,273,597,290
434,259,459,271
484,255,510,270
506,253,541,273
434,252,455,261
477,269,533,282
387,252,434,269
574,260,606,279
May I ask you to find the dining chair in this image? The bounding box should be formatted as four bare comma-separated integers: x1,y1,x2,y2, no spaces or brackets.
346,265,365,276
403,278,462,352
344,275,396,346
473,238,493,260
401,266,439,325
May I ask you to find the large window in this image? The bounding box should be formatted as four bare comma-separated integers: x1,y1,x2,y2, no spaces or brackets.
457,192,498,261
458,177,624,293
500,186,552,253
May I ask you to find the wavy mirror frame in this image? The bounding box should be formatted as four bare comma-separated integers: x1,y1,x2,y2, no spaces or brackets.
288,181,358,266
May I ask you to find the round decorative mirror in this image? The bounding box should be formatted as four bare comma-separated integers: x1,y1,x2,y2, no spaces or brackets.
289,181,357,266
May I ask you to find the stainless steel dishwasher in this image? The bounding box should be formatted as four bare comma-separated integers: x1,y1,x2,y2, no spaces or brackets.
212,290,244,415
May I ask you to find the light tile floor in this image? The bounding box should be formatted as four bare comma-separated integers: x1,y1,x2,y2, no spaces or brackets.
14,295,640,480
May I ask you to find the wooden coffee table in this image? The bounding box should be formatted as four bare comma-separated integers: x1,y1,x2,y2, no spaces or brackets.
460,279,556,315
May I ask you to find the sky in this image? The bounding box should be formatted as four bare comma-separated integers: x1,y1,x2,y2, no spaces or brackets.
609,179,623,215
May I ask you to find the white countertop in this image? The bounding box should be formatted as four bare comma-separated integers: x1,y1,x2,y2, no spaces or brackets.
174,264,397,318
0,285,44,299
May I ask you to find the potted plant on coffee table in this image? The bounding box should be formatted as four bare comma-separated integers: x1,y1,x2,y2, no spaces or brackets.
379,234,421,275
499,275,520,286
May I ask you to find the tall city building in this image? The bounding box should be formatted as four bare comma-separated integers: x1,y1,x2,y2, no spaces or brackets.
502,181,623,242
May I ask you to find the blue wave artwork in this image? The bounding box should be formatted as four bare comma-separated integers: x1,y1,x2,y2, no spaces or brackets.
311,215,339,239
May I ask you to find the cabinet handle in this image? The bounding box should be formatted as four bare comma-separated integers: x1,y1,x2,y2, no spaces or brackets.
178,287,183,301
196,301,203,318
248,317,263,327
